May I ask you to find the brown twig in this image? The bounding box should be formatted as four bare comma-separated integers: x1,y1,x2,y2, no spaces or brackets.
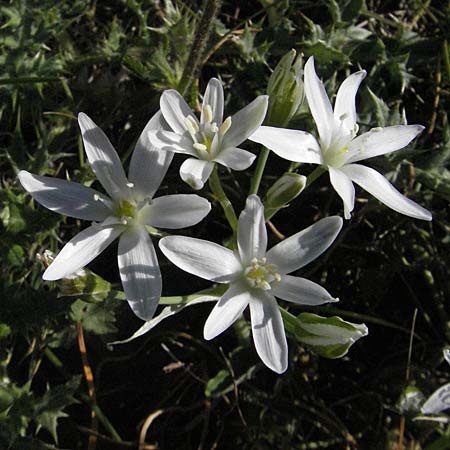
77,321,98,450
267,220,286,240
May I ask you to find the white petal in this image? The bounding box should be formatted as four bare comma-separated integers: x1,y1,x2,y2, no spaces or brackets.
271,275,337,305
237,194,267,265
18,170,112,221
118,226,161,320
129,111,174,201
334,70,366,136
421,383,450,415
149,130,196,156
304,57,335,148
329,167,355,220
249,293,288,374
43,224,123,280
213,147,256,170
159,236,241,283
201,78,224,124
179,158,214,190
160,89,196,134
78,113,130,201
341,164,432,220
346,125,425,163
203,283,250,340
250,126,323,164
140,194,211,229
221,95,269,149
267,216,343,274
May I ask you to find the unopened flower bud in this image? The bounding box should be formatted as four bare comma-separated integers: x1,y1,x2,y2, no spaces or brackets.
266,49,304,127
264,172,306,220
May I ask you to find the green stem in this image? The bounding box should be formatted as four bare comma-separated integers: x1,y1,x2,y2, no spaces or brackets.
305,166,325,187
209,166,238,232
249,147,270,195
81,394,122,442
177,0,222,96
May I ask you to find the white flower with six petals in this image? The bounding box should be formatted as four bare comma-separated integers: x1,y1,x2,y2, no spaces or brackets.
149,78,268,190
19,112,211,320
159,195,342,373
250,57,431,221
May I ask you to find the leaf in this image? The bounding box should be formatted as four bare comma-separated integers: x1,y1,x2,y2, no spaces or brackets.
109,290,224,346
70,298,120,335
34,377,80,443
281,309,368,358
205,370,229,398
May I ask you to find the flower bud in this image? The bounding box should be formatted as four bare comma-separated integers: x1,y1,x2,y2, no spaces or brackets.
266,49,304,127
264,172,306,220
282,310,368,359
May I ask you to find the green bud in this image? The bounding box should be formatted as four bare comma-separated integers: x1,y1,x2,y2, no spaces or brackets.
398,385,425,415
266,49,304,127
264,172,306,220
281,310,368,359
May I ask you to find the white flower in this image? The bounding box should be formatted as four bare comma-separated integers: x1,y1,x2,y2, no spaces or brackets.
250,56,432,221
159,195,342,373
149,78,268,190
19,112,211,320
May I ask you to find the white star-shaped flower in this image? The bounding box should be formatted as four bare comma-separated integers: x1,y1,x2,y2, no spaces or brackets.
159,195,342,373
149,78,268,189
250,56,432,221
19,112,211,320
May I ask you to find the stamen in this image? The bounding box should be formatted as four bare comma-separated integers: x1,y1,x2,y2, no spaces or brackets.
371,126,383,132
193,143,207,152
210,123,219,133
219,117,232,135
126,182,134,188
339,146,349,154
274,273,281,282
94,194,100,201
185,115,199,133
121,217,128,225
203,104,213,123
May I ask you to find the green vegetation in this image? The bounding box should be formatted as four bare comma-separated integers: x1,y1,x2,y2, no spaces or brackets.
1,0,449,448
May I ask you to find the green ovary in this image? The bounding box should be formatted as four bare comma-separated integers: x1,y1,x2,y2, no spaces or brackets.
244,257,281,291
115,200,136,218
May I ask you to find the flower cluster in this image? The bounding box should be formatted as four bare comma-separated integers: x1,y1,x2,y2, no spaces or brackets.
19,56,431,373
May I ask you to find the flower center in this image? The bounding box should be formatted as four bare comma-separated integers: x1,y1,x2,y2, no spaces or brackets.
114,200,136,220
244,257,281,291
184,103,232,160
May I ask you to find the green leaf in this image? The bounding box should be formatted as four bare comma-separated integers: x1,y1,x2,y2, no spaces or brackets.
70,298,120,335
34,377,80,443
281,309,368,359
205,370,229,398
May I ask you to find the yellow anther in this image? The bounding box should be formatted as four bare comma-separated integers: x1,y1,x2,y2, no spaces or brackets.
339,146,349,154
219,117,232,135
203,104,213,123
193,143,207,152
185,115,199,134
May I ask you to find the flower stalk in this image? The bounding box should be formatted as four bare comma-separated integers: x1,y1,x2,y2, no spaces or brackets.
209,166,238,233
